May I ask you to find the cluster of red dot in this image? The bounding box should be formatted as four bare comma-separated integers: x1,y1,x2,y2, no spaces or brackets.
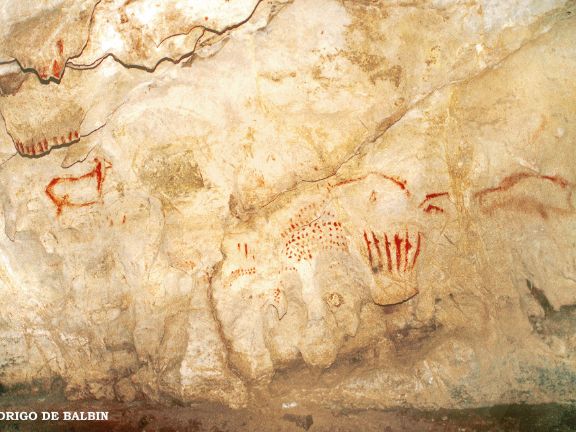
224,267,256,288
281,204,348,262
273,287,281,304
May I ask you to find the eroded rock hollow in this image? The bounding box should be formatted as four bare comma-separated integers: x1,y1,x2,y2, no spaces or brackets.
0,0,575,423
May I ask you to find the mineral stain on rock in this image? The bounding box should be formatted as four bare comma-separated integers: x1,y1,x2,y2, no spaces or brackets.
0,71,26,96
139,151,204,198
282,413,314,430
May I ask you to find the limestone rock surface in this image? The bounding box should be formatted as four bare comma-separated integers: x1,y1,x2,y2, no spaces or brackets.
0,0,575,411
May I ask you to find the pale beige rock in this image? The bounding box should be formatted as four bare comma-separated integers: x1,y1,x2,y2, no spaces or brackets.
0,0,98,80
70,0,261,69
0,59,150,157
114,377,137,403
0,0,574,413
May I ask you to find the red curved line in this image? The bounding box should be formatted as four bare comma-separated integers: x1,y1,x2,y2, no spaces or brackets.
474,172,571,204
419,192,449,208
332,172,410,196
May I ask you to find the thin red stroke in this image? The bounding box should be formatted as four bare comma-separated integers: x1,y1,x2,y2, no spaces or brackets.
404,229,412,272
411,232,422,270
16,130,80,157
57,39,64,55
394,234,402,271
474,172,570,204
331,172,411,197
384,233,392,272
419,192,449,213
363,231,373,268
372,231,382,269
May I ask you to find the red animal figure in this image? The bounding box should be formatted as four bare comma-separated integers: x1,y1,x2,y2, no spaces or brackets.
45,158,112,216
474,172,574,218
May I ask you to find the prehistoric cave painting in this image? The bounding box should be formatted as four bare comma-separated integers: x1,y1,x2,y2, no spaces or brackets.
362,228,422,274
274,198,369,368
69,0,261,70
1,85,86,158
15,129,80,157
222,240,258,288
0,58,148,159
473,172,576,311
328,171,452,305
45,158,112,216
212,233,290,379
212,171,457,375
237,241,254,260
0,0,99,82
1,0,262,81
419,192,450,214
281,202,348,264
223,267,257,289
37,39,66,80
213,172,457,375
0,0,270,161
360,225,423,305
222,241,289,322
327,172,410,197
327,172,451,215
474,172,574,218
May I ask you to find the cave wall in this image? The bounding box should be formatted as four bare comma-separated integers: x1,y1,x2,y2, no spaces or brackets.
0,0,575,410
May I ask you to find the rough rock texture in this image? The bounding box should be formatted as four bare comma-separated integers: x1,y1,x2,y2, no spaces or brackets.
0,0,575,412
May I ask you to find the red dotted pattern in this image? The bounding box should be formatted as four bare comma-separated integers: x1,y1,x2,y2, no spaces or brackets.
281,204,348,262
273,287,281,304
224,267,256,288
